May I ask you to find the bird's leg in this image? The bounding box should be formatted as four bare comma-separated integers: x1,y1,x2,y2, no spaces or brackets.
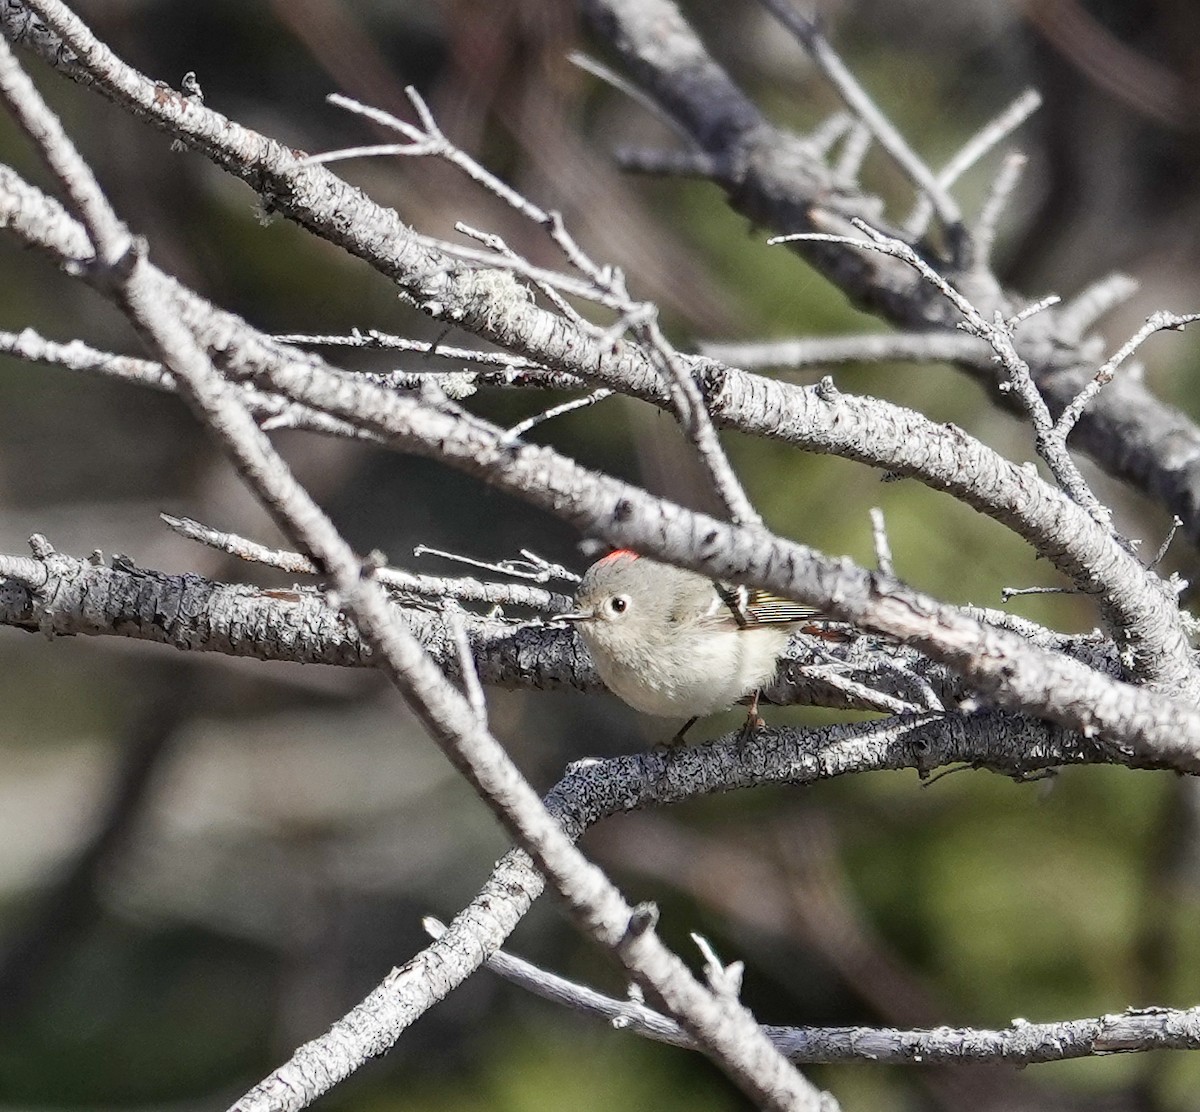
663,716,698,748
739,690,766,741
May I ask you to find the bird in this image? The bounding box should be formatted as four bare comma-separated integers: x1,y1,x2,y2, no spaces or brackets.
561,549,828,739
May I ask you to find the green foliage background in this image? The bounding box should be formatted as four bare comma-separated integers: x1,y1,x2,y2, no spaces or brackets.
2,2,1200,1111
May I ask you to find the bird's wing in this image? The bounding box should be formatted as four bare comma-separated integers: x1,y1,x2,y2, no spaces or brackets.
715,583,821,628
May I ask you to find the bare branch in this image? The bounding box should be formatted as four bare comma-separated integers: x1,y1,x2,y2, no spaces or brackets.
905,88,1041,239
972,150,1027,271
868,507,894,576
504,389,615,440
413,545,579,585
773,222,1115,529
569,49,697,145
0,8,1187,683
756,0,963,240
1,146,1192,694
701,331,991,370
807,111,853,157
1055,311,1200,441
478,938,1200,1065
1053,273,1140,341
443,600,489,724
832,119,872,184
263,707,1179,1112
160,514,573,610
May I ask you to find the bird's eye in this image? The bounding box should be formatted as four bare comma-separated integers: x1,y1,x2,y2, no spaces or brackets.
608,595,629,615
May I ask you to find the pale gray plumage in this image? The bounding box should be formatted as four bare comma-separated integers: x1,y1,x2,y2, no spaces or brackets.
564,550,815,719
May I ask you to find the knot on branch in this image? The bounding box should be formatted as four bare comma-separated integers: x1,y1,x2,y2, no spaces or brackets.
623,902,659,943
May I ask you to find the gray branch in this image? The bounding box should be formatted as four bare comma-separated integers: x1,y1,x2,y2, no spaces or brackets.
571,0,1200,547
0,540,1128,722
482,941,1200,1065
232,707,1152,1111
0,14,1189,689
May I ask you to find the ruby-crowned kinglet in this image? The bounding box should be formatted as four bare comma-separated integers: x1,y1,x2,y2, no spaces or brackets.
562,549,821,727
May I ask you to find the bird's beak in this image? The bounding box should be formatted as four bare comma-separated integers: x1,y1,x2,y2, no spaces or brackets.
556,608,593,623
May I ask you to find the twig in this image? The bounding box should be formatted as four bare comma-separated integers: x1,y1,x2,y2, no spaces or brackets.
973,151,1027,271
504,389,615,440
931,88,1040,192
807,111,854,158
638,315,763,527
443,600,488,724
792,664,918,716
0,325,379,437
0,29,126,265
614,146,722,178
160,514,573,610
868,507,893,576
568,50,696,145
0,326,171,389
904,89,1041,239
463,929,1200,1065
1001,585,1076,602
413,544,580,585
701,330,991,370
692,934,745,999
323,85,761,524
412,230,621,304
1054,273,1140,341
329,88,612,292
275,331,542,367
1055,311,1200,441
795,639,945,713
832,119,872,183
455,220,603,332
756,0,963,242
1148,517,1183,572
771,221,1113,526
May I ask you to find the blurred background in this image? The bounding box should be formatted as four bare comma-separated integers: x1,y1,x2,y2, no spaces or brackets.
2,1,1200,1109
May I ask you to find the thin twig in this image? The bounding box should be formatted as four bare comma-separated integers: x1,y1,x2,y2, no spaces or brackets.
904,89,1041,239
756,0,962,241
443,600,488,724
1001,585,1076,602
973,151,1027,271
568,50,696,145
1148,517,1184,572
701,330,991,369
413,544,580,585
160,513,573,609
807,111,854,157
1055,312,1200,441
868,507,894,576
275,331,542,367
638,316,762,526
461,926,1200,1066
1054,273,1140,341
832,119,872,183
793,665,919,715
322,86,766,522
455,220,601,333
505,389,615,440
0,29,127,264
771,220,1113,525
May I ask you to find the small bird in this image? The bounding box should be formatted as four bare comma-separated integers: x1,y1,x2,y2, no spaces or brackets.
561,549,825,737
